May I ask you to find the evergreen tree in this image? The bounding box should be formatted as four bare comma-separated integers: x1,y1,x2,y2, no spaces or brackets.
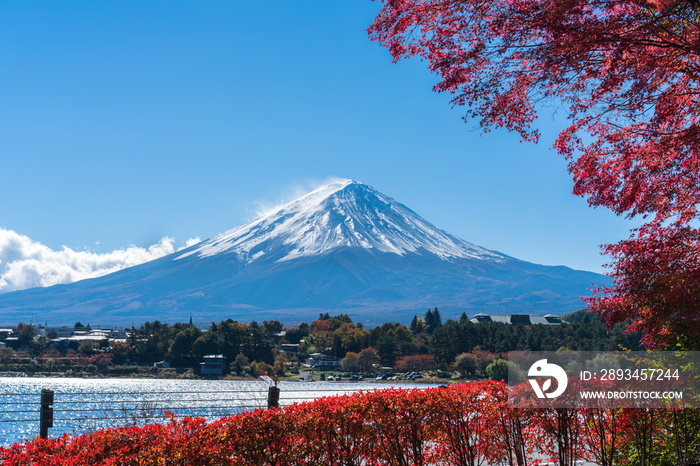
425,307,442,334
410,315,419,333
425,309,435,333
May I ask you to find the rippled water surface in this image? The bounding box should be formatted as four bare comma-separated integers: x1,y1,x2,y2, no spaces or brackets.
0,377,434,446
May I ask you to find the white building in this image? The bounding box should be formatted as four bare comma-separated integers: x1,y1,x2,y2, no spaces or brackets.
306,353,341,370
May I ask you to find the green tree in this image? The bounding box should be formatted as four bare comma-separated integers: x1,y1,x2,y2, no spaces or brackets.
15,322,36,349
128,321,178,364
26,335,49,358
424,308,442,334
263,320,284,336
341,352,360,372
192,332,225,360
272,353,289,376
169,326,202,367
486,359,509,381
333,323,367,358
456,353,478,377
209,320,250,363
357,347,380,372
410,316,427,334
232,353,249,375
284,326,308,344
110,342,132,365
242,322,274,364
78,341,99,356
376,334,398,367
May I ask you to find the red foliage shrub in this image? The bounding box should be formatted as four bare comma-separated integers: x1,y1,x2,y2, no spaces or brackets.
0,382,694,465
394,354,434,372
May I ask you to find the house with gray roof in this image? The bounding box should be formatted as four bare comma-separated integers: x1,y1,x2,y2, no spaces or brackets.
471,313,565,325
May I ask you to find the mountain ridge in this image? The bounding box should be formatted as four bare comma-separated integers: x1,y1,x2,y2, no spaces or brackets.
0,180,607,326
179,180,506,264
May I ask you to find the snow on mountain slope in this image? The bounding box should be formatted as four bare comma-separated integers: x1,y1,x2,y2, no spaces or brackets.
0,179,608,325
179,180,505,264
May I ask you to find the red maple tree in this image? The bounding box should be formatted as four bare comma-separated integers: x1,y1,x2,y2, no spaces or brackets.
369,0,700,348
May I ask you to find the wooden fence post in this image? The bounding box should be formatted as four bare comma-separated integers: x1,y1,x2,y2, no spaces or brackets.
267,385,280,409
39,389,54,439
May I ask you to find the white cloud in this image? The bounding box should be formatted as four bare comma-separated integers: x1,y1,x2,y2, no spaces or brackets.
0,229,200,294
184,237,202,248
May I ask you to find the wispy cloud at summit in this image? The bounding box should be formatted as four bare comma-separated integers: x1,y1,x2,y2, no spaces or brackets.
250,177,351,219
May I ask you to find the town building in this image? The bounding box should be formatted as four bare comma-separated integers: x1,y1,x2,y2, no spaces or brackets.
200,354,226,376
306,353,341,370
470,313,565,325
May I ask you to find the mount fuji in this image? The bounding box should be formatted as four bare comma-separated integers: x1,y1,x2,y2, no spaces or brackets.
0,180,606,326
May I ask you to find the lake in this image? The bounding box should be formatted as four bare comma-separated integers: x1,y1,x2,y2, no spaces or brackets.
0,376,436,446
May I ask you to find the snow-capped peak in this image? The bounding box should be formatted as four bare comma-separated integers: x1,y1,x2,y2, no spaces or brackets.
178,180,505,264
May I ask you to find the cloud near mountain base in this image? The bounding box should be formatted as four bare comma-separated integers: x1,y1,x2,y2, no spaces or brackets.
0,229,199,294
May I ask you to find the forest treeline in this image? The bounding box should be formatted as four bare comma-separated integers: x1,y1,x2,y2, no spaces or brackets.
0,309,642,378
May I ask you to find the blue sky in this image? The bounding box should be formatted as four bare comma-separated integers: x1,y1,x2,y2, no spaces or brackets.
0,0,638,288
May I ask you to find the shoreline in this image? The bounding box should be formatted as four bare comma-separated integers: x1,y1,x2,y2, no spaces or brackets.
0,370,457,385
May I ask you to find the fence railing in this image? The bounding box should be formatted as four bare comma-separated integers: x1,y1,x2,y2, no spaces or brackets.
0,384,369,442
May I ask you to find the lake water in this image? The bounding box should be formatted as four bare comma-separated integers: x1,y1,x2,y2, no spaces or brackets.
0,377,436,446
